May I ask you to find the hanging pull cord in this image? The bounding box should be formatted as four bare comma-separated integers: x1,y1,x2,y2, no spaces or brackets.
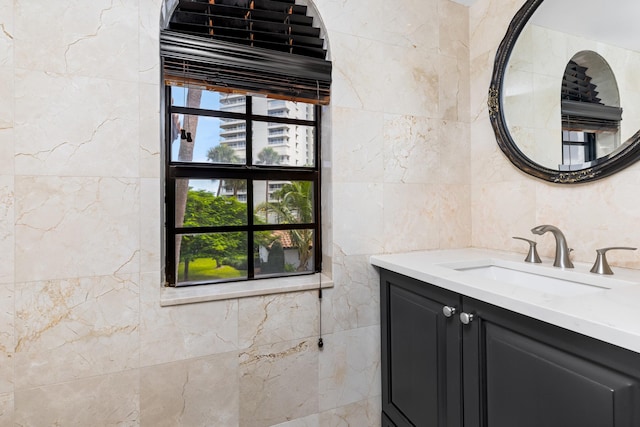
318,274,324,349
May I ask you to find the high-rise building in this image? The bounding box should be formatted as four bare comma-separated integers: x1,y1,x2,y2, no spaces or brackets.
218,94,315,206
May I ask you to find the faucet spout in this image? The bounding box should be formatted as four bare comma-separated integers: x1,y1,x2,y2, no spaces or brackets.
531,225,574,268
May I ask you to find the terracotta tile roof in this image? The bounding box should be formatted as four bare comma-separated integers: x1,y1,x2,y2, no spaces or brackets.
273,230,294,248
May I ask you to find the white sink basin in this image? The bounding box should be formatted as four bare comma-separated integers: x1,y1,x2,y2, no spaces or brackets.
444,259,636,297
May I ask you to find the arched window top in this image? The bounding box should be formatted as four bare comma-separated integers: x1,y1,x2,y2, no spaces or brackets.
562,50,620,108
562,50,622,132
161,0,328,287
160,0,331,104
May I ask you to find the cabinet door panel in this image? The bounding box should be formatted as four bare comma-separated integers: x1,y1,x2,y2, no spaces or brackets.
380,271,461,427
484,323,640,427
388,285,440,426
382,411,397,427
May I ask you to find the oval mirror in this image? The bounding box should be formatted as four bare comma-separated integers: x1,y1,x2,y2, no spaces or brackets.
489,0,640,183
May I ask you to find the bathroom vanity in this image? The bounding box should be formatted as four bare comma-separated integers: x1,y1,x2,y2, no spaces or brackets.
371,249,640,427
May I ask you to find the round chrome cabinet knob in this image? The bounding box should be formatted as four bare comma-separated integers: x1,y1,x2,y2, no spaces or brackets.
460,312,474,325
442,306,457,318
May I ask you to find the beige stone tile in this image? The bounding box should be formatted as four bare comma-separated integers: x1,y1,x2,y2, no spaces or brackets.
315,0,382,41
532,73,561,134
0,67,13,132
14,0,139,81
240,339,318,427
139,84,161,179
14,176,140,282
271,400,383,427
238,291,319,348
439,0,469,60
318,397,381,426
140,178,161,274
318,326,380,412
469,0,524,57
140,294,238,367
331,107,384,183
15,371,139,426
438,120,471,184
438,184,472,249
140,352,239,427
469,119,528,184
14,70,139,177
469,50,495,123
383,183,440,253
503,68,534,129
471,180,537,251
0,129,13,182
328,33,385,112
506,23,533,73
0,284,13,393
439,54,468,122
381,0,438,49
272,413,319,427
381,45,440,117
139,0,162,85
333,183,384,256
0,0,13,69
0,392,13,425
535,172,640,268
530,25,567,78
0,175,13,284
14,275,140,389
325,254,380,334
383,114,440,184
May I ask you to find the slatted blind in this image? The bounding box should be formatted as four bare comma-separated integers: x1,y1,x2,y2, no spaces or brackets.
161,0,331,104
562,61,601,103
561,60,622,132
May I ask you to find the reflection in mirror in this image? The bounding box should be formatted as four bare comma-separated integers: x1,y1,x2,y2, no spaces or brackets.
561,51,622,170
491,0,640,183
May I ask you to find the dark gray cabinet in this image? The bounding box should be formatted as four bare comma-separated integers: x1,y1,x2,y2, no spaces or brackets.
381,272,461,427
380,269,640,427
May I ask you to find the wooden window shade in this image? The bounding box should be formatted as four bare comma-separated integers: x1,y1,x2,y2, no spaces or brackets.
561,61,622,133
161,0,331,105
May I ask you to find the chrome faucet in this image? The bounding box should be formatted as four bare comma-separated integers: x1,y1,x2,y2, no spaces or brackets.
531,225,574,268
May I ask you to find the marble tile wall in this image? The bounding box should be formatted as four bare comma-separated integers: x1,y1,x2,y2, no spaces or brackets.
0,0,470,425
470,0,640,269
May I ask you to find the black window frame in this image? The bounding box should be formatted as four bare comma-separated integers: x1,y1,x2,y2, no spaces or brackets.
164,87,322,287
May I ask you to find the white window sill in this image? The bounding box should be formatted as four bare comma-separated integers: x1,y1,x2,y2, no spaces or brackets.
160,273,333,306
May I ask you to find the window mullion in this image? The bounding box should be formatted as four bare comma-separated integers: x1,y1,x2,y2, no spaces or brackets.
246,97,255,279
314,103,322,273
165,85,177,285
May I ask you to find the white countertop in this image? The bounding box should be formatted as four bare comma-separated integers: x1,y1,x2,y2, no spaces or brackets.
370,248,640,354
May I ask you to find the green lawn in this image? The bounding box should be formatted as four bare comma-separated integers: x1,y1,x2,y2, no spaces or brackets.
178,258,245,282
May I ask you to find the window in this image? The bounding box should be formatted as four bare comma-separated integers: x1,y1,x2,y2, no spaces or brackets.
161,0,331,287
560,53,622,168
166,88,321,286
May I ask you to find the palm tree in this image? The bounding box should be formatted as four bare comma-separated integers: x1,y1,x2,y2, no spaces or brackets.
207,145,245,197
256,181,314,271
257,147,281,165
175,87,203,275
207,144,237,164
257,147,281,216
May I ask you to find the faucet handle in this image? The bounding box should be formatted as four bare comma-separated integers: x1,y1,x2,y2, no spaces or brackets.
590,247,637,275
512,237,542,263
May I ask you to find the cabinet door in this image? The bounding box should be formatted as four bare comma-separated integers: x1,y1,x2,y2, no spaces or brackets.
462,297,640,427
380,271,462,427
382,411,396,427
